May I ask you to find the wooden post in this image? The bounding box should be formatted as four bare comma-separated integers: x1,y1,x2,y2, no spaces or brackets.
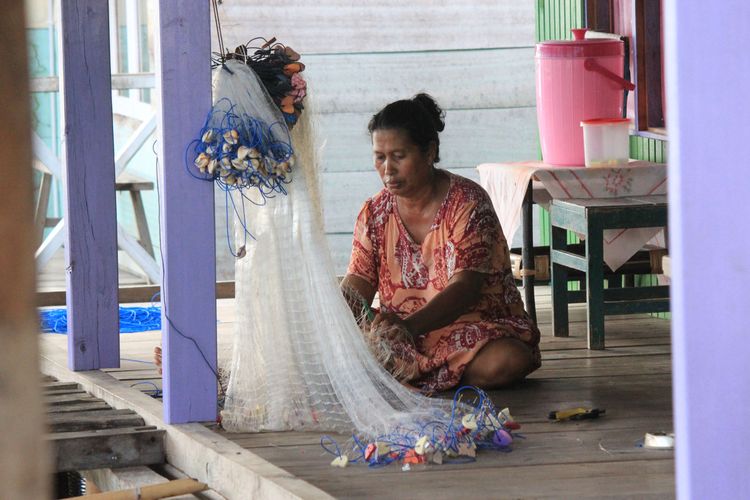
155,0,217,423
60,0,120,370
0,1,50,497
665,0,750,497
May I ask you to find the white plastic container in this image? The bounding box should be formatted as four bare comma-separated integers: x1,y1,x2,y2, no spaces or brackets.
580,118,631,167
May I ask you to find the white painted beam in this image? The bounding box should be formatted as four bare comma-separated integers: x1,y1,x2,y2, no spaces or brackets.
32,131,62,177
117,225,160,284
35,218,65,270
30,73,156,93
115,113,157,177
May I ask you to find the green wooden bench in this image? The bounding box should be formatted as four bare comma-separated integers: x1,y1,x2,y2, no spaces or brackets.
550,195,669,349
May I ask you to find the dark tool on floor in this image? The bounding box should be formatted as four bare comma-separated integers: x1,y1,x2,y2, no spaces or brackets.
548,407,606,421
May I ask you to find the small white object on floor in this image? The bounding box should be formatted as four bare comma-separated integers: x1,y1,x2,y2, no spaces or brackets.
644,432,675,449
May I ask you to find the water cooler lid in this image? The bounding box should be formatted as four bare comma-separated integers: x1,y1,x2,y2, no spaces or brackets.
536,28,623,58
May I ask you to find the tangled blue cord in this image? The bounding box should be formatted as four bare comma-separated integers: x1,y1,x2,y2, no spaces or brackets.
184,97,296,257
40,306,162,334
320,386,518,468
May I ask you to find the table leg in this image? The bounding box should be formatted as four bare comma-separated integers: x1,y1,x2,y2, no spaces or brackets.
522,181,537,323
551,224,569,337
586,218,606,350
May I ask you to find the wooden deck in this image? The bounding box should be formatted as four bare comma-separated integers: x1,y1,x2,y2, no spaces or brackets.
40,287,675,498
43,376,165,473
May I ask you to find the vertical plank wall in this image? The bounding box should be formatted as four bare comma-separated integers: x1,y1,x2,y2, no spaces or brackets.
0,1,50,496
60,0,120,370
218,1,540,274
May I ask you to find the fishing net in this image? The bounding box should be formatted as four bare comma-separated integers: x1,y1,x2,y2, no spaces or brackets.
214,60,452,436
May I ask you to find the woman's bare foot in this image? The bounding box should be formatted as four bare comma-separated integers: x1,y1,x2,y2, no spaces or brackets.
154,346,162,375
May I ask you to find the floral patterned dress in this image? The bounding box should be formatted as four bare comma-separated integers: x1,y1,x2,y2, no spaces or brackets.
347,171,541,391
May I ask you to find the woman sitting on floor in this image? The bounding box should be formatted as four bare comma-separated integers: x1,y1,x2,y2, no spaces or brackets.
341,94,541,393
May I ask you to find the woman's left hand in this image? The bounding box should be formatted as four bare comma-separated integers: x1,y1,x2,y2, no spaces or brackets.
370,311,414,341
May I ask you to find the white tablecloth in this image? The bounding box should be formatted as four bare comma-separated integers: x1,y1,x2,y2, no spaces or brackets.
478,161,668,271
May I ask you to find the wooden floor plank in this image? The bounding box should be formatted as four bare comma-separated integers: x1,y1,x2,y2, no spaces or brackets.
44,393,104,406
46,401,112,414
300,459,675,499
40,287,674,497
203,287,674,498
49,426,165,473
48,408,145,433
43,381,81,392
42,388,88,397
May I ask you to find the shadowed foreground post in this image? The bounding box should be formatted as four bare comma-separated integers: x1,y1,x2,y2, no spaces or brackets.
0,1,50,498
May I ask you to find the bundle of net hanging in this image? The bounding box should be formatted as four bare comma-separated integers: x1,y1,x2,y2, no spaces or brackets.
192,56,443,437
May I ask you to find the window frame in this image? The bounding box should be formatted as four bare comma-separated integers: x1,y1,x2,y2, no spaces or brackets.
585,0,667,139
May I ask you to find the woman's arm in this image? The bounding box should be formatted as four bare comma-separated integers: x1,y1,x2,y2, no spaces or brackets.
370,270,485,339
340,273,377,318
403,270,485,336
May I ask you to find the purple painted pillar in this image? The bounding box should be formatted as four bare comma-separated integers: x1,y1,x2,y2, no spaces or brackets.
60,0,120,370
155,1,217,423
666,1,750,497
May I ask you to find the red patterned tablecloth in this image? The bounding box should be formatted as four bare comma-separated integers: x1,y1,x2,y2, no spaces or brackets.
477,161,667,271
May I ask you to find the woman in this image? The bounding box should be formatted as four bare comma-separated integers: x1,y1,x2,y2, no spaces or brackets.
342,94,541,392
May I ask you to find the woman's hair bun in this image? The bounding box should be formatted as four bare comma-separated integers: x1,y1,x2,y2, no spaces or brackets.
412,93,445,133
368,93,446,163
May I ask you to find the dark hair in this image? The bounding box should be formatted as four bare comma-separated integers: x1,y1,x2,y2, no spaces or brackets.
368,93,446,163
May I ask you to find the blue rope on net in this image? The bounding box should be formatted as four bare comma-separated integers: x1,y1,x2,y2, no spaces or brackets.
39,306,162,334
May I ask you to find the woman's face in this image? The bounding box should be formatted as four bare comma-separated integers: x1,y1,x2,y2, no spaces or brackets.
372,128,435,197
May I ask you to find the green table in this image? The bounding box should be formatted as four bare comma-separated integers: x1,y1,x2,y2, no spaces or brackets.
550,195,669,349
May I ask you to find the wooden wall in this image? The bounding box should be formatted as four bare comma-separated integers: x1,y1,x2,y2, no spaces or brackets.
218,1,539,274
535,0,586,42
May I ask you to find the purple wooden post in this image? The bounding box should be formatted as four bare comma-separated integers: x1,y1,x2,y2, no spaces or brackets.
665,1,750,497
155,1,217,423
60,0,120,370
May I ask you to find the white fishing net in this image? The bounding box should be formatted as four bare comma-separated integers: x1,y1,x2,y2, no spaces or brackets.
215,60,451,436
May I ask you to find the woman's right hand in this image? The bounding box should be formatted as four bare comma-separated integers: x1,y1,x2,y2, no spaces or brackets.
370,311,413,341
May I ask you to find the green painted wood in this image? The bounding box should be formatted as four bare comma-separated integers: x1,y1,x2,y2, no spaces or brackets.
604,299,671,315
630,135,668,163
550,196,671,348
585,218,606,349
551,249,589,272
550,197,668,231
540,207,550,246
603,286,670,302
551,225,570,337
567,290,586,303
536,0,584,42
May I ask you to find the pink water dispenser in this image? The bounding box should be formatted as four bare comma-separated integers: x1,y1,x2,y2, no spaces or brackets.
536,28,635,165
